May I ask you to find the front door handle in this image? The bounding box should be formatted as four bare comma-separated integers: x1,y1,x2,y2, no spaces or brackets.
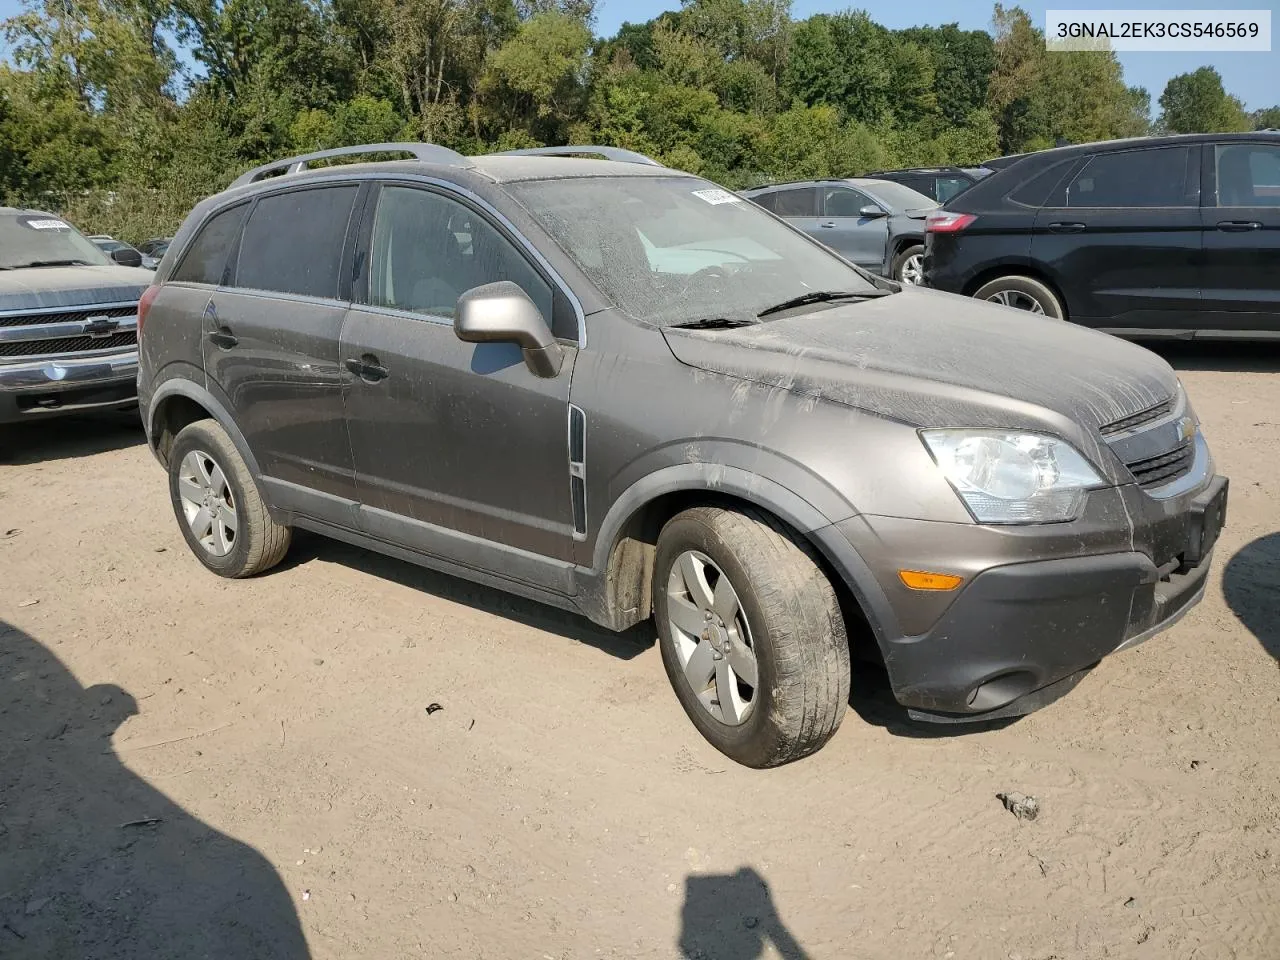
345,355,388,382
1047,222,1086,233
208,328,238,349
818,220,836,228
1216,220,1262,232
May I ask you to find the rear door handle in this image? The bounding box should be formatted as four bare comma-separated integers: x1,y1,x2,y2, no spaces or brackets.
1216,220,1262,232
345,355,388,382
207,328,238,349
818,220,836,228
1047,222,1086,233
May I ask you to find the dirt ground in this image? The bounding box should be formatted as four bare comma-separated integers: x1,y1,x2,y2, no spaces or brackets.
2,343,1278,960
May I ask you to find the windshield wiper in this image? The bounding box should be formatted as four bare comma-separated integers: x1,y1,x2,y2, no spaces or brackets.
756,289,892,318
18,259,93,268
669,317,757,330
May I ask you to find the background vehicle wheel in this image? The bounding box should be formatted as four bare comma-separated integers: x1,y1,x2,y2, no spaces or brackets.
653,506,850,768
973,275,1064,319
168,419,291,578
892,244,925,285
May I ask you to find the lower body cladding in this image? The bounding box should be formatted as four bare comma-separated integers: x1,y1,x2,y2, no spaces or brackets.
827,474,1228,722
0,351,139,423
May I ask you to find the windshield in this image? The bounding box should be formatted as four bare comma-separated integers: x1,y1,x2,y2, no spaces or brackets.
509,176,880,327
858,180,937,211
0,214,111,269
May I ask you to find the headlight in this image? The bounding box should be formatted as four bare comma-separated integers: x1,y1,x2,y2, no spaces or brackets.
920,430,1105,524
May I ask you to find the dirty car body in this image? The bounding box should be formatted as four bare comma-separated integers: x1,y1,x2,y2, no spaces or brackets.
137,144,1226,765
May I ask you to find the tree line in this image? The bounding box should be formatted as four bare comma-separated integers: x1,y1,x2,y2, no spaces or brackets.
0,0,1271,241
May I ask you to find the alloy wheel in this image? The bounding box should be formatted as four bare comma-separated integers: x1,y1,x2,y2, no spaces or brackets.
177,449,238,557
986,289,1046,314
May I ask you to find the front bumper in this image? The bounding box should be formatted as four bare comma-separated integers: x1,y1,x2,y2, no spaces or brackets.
0,351,138,423
830,474,1228,721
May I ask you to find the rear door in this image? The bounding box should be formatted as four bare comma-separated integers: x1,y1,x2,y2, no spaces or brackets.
1031,144,1202,333
816,184,888,269
758,186,820,239
205,183,362,510
1200,140,1280,334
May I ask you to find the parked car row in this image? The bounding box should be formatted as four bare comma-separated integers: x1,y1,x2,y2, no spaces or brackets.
121,140,1226,768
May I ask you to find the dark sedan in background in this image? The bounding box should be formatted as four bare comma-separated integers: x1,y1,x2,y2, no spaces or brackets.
924,132,1280,338
741,177,936,283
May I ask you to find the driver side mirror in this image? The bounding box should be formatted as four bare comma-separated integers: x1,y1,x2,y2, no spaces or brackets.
454,281,563,378
858,204,887,219
110,247,143,268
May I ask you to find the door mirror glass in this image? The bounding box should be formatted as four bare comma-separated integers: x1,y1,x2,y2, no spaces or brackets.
858,204,887,219
455,281,563,378
110,246,143,268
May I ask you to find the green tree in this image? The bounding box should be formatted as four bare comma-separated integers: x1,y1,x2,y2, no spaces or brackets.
1252,106,1280,130
1158,67,1250,133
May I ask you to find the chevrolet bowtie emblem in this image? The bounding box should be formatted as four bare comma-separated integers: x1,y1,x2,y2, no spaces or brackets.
84,315,120,338
1176,416,1196,443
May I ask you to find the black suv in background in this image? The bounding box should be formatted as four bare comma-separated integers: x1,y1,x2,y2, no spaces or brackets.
863,166,992,202
924,132,1280,337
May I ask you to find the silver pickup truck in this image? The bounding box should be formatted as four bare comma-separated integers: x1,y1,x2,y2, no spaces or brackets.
0,208,152,423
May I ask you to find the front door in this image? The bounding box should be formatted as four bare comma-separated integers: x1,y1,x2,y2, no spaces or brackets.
1200,140,1280,333
816,184,889,270
341,182,577,583
204,183,362,507
1031,144,1203,333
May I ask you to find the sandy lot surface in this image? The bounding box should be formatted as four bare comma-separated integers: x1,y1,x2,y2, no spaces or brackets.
2,344,1278,960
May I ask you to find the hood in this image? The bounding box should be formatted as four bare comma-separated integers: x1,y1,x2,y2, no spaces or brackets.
0,264,152,312
662,286,1177,460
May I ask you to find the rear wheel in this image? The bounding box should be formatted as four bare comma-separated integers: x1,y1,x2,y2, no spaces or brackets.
973,275,1064,319
168,419,291,578
892,244,925,285
653,506,850,768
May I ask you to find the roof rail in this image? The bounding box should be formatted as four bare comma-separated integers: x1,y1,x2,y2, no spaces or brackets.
231,142,469,188
492,145,663,166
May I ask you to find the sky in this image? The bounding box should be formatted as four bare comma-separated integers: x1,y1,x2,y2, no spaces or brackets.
0,0,1274,111
597,0,1280,110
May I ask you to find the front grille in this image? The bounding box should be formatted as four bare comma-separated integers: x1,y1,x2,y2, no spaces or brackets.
0,331,137,358
1100,398,1174,436
1126,441,1194,489
0,306,137,328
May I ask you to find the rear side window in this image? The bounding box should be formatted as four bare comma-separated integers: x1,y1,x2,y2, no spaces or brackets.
935,177,969,202
771,187,817,217
1216,143,1280,206
235,186,359,299
750,192,778,213
1008,160,1076,207
171,203,248,285
1065,147,1197,208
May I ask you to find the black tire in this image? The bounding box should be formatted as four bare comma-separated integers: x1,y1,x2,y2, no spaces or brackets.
653,506,850,768
168,418,291,578
892,243,925,285
972,274,1065,319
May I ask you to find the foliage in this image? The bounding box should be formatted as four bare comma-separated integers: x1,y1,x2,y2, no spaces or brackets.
0,1,1254,243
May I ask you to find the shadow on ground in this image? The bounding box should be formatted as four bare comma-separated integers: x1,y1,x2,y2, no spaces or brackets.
0,411,143,466
1144,341,1280,374
282,530,655,661
680,867,809,960
1223,532,1280,663
0,621,310,959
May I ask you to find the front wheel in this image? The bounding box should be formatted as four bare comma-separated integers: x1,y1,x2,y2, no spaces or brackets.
892,244,925,285
653,506,850,768
972,275,1065,319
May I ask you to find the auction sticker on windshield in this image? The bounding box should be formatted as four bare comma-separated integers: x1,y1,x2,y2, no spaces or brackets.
691,188,742,205
21,218,71,230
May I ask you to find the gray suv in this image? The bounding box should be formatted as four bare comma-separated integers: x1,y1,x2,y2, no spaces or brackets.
138,143,1227,767
1,210,151,422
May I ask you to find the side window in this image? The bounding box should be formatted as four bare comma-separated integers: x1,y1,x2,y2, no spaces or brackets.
904,177,934,198
1065,147,1197,208
172,203,248,285
935,177,969,202
1009,160,1076,207
772,187,817,217
364,185,555,329
750,192,779,213
235,186,359,299
1216,143,1280,207
823,186,873,217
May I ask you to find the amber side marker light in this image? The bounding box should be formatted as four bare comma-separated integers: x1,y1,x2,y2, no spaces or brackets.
898,570,964,591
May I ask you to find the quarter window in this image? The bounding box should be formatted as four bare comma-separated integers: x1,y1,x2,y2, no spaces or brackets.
1065,147,1197,208
1216,143,1280,207
364,186,555,329
171,203,248,285
235,186,359,299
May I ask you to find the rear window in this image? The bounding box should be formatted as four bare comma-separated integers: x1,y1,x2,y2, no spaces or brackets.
1065,147,1197,208
172,204,248,285
234,186,359,299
